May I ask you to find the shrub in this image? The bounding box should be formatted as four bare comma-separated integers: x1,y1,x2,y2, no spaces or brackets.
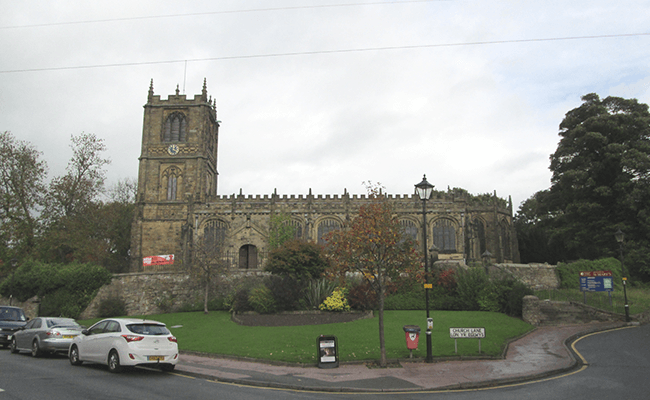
436,268,457,293
248,284,277,314
98,296,127,318
347,280,378,310
265,240,330,280
304,278,338,310
455,267,490,311
230,287,253,313
319,288,350,312
1,260,112,318
556,258,622,289
265,275,303,311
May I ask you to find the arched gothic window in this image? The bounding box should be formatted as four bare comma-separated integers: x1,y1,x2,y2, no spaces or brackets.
162,166,181,201
317,218,341,244
204,220,228,249
290,219,304,240
399,219,418,244
163,112,187,142
433,219,456,252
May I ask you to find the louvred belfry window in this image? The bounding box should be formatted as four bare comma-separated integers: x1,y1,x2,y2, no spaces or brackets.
163,112,187,142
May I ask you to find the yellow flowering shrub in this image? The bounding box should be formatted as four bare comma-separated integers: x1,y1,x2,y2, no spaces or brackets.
319,288,351,312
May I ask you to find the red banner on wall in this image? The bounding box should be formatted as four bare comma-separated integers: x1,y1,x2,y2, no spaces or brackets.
579,270,612,277
143,254,174,267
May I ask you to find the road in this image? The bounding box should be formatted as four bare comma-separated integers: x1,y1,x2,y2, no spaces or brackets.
1,324,648,400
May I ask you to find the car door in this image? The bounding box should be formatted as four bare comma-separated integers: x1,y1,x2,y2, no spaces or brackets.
16,318,40,350
96,320,122,364
78,320,108,362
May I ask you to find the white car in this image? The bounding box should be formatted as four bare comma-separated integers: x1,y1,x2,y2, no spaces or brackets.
69,318,178,373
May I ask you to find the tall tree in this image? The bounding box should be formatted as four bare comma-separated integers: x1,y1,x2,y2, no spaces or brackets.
39,132,112,263
191,233,228,314
0,131,47,272
516,94,650,278
268,212,297,251
325,187,420,367
43,132,111,222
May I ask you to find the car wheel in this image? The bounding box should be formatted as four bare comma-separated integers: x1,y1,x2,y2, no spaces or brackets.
10,338,19,354
31,340,41,357
108,350,122,373
69,345,83,366
161,364,175,372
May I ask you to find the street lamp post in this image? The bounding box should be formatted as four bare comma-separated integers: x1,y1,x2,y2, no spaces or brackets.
614,229,631,322
415,174,434,363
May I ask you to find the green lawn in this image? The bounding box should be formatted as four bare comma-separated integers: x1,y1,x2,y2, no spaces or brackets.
79,310,533,364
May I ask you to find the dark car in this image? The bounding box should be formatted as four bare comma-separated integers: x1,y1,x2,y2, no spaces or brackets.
0,306,29,348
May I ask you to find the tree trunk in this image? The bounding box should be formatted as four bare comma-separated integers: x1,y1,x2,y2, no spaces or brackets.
203,275,210,314
378,283,387,367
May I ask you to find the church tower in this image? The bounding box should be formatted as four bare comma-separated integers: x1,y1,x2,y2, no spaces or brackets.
130,79,219,271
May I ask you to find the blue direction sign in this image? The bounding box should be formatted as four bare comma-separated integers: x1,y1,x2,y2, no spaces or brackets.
579,270,614,292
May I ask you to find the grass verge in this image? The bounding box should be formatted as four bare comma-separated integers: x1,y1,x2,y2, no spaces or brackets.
79,310,533,364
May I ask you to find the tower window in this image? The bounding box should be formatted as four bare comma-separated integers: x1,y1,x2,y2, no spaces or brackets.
162,166,182,201
163,112,187,142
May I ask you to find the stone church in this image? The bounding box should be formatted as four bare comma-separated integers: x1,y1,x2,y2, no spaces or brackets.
129,80,519,272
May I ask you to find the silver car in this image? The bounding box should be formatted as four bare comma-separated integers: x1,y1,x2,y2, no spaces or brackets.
11,317,83,357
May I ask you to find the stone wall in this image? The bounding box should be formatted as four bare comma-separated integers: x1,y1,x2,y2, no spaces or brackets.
523,295,628,326
78,270,271,319
78,272,197,319
492,263,560,290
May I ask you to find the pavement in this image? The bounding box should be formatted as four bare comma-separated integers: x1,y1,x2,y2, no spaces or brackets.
173,321,630,392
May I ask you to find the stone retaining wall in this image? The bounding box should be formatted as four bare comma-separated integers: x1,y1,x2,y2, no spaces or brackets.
523,295,628,325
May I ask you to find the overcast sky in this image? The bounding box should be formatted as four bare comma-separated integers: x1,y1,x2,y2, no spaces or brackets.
1,0,649,210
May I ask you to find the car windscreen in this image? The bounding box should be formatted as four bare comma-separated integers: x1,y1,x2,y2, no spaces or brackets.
47,318,80,328
126,324,170,335
0,307,26,321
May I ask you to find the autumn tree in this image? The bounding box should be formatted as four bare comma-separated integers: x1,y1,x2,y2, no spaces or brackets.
325,187,420,367
0,131,47,275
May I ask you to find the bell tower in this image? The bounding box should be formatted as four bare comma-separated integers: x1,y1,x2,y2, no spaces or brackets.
130,79,220,271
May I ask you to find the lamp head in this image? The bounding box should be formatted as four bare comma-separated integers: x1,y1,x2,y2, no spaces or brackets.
615,229,625,243
415,174,434,201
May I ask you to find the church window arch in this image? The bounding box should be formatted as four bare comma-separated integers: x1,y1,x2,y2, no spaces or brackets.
433,218,457,252
162,166,182,201
317,218,342,244
399,219,418,244
163,112,187,142
203,219,228,249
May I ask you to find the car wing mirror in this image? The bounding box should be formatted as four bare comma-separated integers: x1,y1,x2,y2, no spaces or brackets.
82,329,89,335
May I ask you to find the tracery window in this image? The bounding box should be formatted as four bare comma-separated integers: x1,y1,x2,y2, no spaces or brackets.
204,220,228,249
317,218,341,244
162,166,181,201
399,219,418,244
433,219,456,252
163,112,187,142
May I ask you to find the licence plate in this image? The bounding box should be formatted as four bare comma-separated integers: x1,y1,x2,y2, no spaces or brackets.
62,335,76,339
148,356,165,361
